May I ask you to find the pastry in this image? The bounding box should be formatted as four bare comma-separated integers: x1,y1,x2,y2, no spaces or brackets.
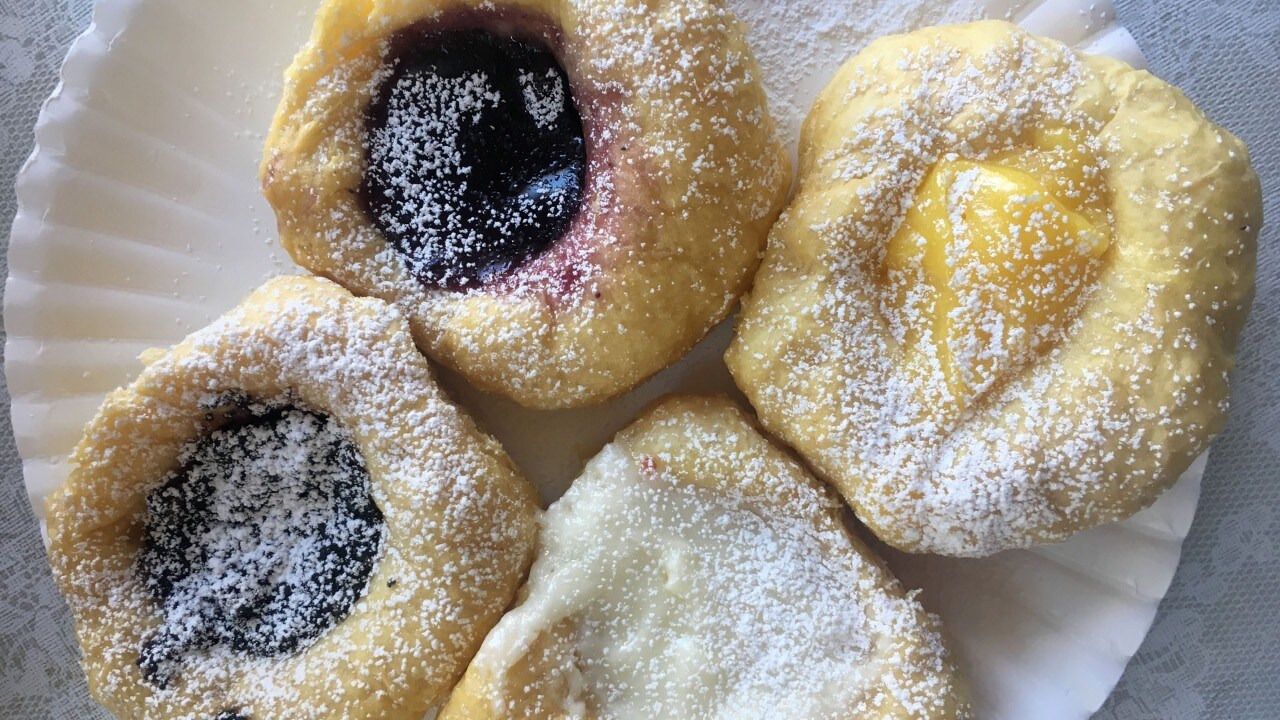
440,395,971,719
45,276,540,719
727,21,1260,556
262,0,790,409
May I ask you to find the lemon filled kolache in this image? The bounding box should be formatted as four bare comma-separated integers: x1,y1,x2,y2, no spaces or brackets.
262,0,789,409
728,21,1261,556
45,277,540,719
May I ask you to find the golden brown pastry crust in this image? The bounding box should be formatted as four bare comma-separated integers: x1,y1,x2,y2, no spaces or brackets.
441,395,972,719
727,21,1260,556
262,0,789,409
45,276,540,719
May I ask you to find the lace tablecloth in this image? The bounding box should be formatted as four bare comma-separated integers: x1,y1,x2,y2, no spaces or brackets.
1,0,1276,717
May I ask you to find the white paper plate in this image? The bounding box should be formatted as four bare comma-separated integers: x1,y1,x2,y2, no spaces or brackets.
4,0,1198,718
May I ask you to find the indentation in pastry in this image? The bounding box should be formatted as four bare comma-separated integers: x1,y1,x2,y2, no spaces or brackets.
137,403,384,689
358,27,586,289
883,124,1110,406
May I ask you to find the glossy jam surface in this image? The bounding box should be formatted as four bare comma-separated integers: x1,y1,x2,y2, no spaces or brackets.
884,126,1110,405
359,27,586,289
137,404,384,688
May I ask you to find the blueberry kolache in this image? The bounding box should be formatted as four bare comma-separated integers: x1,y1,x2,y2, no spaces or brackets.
441,396,972,719
45,276,540,719
727,21,1261,556
261,0,790,409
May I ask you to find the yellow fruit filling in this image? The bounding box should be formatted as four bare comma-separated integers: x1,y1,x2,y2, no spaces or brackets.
884,126,1110,406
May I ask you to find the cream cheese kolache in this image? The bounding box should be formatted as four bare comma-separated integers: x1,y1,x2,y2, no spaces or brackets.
728,21,1261,556
442,396,972,720
261,0,790,409
45,277,540,719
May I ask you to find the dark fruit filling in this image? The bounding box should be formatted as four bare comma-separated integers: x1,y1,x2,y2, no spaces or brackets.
358,27,586,289
137,403,385,688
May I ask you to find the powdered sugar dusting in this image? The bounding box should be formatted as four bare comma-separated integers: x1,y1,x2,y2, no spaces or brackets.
138,403,385,690
520,68,568,129
368,69,503,275
360,28,586,290
726,0,987,151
